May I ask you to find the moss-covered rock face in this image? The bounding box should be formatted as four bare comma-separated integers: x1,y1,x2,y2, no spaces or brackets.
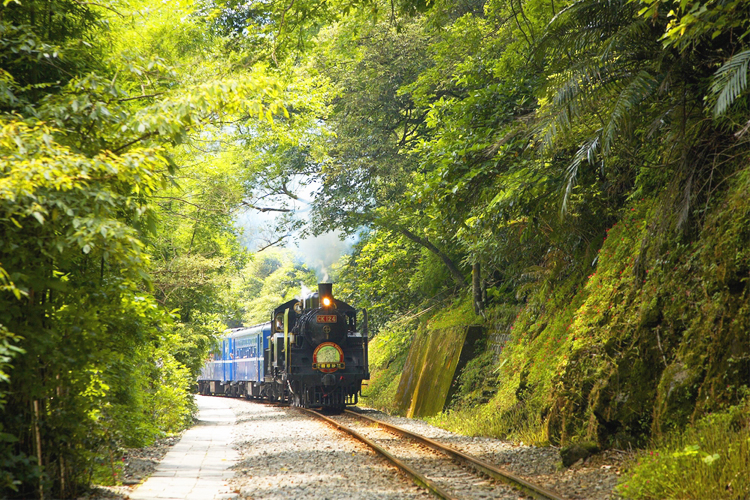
360,298,486,416
395,299,484,417
395,325,468,417
465,169,750,448
545,170,750,446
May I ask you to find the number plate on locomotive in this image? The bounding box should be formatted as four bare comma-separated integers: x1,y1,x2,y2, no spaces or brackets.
316,315,337,323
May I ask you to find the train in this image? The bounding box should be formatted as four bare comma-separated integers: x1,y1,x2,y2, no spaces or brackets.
197,283,369,409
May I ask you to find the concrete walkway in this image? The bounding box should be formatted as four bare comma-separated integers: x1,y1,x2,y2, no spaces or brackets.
129,395,238,500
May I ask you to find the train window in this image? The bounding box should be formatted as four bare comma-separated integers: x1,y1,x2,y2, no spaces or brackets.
274,313,284,332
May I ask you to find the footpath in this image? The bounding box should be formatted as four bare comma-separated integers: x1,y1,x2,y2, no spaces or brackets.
129,395,238,500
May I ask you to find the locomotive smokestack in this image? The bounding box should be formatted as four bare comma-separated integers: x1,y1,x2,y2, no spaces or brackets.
319,283,333,308
318,283,332,297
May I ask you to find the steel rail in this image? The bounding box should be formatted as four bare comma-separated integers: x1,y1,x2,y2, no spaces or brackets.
345,409,566,500
299,408,458,500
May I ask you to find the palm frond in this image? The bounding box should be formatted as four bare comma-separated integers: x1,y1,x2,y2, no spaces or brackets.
538,0,651,152
711,49,750,117
599,18,652,62
561,132,601,215
552,61,610,107
603,70,660,154
542,0,634,59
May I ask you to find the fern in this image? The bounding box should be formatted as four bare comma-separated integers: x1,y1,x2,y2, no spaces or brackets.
603,70,659,155
711,50,750,117
561,132,601,215
538,0,652,153
600,18,651,62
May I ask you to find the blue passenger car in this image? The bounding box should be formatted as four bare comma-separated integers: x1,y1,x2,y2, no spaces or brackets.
197,323,272,397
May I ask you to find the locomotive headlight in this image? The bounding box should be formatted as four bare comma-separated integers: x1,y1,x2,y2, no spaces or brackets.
322,297,332,307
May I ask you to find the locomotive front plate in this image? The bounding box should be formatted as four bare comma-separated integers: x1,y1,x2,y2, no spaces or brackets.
316,315,337,323
313,342,344,373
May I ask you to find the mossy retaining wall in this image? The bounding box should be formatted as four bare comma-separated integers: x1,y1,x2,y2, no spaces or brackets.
395,324,483,417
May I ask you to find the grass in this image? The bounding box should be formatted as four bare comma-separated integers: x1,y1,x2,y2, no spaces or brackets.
618,401,750,499
359,356,405,412
426,402,549,445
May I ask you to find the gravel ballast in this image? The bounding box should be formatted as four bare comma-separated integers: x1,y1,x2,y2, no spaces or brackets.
354,408,627,500
225,398,434,500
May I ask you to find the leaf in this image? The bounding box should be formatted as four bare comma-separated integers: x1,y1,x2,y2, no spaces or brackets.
562,133,601,216
702,453,719,465
603,70,659,155
711,50,750,117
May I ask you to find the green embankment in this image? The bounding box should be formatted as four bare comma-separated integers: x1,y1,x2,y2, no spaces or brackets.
363,169,750,497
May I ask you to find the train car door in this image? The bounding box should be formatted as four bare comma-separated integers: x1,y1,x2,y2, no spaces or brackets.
228,337,234,381
222,338,232,382
262,326,270,379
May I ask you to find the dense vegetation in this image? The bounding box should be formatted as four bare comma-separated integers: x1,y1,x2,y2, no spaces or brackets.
1,0,749,497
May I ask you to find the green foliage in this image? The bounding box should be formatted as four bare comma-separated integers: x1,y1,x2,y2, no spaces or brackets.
368,317,420,371
332,232,439,332
360,338,410,411
427,401,549,445
233,249,318,325
711,49,750,117
447,350,497,408
424,295,482,330
89,459,124,487
0,0,289,496
617,399,750,499
3,0,750,496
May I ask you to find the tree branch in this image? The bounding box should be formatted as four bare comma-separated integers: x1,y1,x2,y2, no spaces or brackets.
280,180,300,200
391,224,468,287
112,133,154,154
256,235,289,252
153,196,226,213
117,92,165,103
273,0,297,64
241,201,292,213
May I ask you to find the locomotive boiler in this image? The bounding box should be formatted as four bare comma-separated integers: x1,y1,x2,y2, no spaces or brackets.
197,283,369,410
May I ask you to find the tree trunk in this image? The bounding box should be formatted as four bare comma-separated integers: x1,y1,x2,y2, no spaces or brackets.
472,263,484,315
33,399,43,499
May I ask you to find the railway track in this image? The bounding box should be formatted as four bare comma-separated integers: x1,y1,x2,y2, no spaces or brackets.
298,407,566,500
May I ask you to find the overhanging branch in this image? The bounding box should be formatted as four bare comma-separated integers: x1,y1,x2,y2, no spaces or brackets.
241,201,292,213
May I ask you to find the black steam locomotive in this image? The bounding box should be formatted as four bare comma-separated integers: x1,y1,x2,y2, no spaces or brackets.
197,283,369,409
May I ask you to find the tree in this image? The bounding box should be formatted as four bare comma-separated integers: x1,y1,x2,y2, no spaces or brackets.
0,0,287,495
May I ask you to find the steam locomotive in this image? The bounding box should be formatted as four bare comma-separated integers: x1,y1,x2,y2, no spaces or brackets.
197,283,369,409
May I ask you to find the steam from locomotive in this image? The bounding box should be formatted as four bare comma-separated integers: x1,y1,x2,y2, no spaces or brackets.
197,283,369,409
